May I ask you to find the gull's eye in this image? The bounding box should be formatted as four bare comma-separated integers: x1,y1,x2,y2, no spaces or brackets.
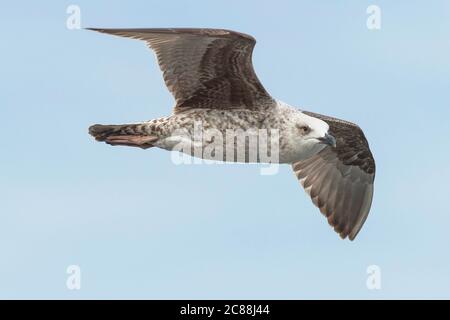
298,125,311,135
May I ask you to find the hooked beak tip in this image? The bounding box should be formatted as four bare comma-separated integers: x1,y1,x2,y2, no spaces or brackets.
319,133,336,148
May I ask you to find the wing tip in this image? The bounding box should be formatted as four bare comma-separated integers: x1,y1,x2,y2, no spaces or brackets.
85,27,119,34
348,221,364,241
348,185,374,241
84,27,255,39
85,27,129,34
84,27,256,45
85,27,113,35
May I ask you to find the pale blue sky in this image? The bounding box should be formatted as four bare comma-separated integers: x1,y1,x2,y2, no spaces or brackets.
1,1,450,299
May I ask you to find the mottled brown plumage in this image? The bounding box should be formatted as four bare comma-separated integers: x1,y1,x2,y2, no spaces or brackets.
87,27,376,241
303,111,375,175
292,111,375,240
86,28,274,112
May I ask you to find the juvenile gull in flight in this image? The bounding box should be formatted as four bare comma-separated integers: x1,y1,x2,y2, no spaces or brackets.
87,28,375,240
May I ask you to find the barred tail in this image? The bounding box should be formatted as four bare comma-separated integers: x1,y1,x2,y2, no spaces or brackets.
89,123,158,149
89,123,144,141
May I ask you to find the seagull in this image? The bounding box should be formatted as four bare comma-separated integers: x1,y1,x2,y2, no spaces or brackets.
87,28,375,240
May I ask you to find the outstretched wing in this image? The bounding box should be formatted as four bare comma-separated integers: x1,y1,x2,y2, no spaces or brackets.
292,111,375,240
87,28,274,112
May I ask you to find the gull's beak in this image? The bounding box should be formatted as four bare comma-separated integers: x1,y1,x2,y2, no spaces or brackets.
318,133,336,148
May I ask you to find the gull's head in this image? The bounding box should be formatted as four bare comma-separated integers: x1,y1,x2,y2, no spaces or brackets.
283,111,336,162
